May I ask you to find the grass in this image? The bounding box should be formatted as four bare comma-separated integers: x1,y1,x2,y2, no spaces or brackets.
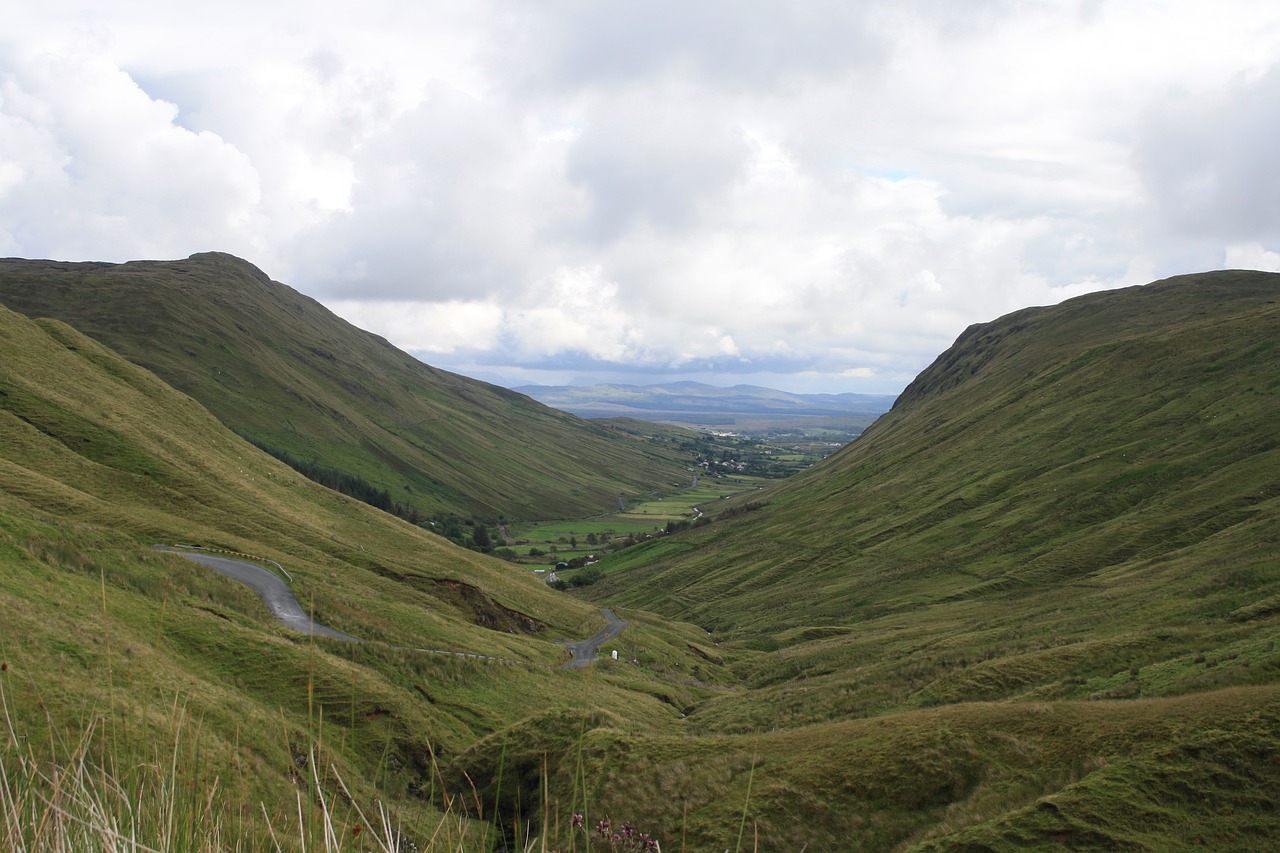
2,268,1280,849
0,303,744,846
507,477,760,566
549,686,1280,852
7,647,1278,852
0,629,483,852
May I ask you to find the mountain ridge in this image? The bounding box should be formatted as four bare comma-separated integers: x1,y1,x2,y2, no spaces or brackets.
0,252,693,522
516,379,897,421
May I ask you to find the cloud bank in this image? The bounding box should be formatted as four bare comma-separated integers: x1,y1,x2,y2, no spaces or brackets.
4,1,1280,392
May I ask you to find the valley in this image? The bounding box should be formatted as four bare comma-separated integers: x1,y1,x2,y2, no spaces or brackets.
1,259,1278,851
503,473,764,571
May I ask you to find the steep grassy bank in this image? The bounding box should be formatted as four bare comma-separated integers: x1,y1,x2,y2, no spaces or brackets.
0,304,728,848
553,685,1280,851
558,270,1280,846
0,253,693,522
587,270,1279,669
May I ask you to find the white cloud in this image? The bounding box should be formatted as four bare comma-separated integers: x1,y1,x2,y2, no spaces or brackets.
564,89,751,243
1137,63,1280,246
328,298,503,354
1224,243,1280,273
0,48,261,261
3,0,1279,393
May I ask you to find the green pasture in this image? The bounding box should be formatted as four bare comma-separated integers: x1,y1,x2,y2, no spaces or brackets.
505,475,766,564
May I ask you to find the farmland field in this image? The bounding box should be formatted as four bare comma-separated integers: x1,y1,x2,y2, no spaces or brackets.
505,475,767,567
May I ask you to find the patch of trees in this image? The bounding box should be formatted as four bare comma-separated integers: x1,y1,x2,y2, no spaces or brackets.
664,517,710,534
550,565,603,590
716,501,765,520
240,435,518,558
432,514,504,554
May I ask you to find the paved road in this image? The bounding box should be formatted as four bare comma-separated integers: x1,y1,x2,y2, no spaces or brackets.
562,608,628,668
158,546,627,666
158,547,361,643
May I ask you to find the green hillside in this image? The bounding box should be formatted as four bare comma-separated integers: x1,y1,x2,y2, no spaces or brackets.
589,269,1279,642
0,304,725,849
0,253,692,522
564,270,1280,847
3,268,1279,851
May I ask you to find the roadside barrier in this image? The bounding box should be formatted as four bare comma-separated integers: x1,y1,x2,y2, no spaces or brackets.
163,543,292,582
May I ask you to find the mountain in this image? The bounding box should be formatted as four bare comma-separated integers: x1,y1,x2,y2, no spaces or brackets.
567,269,1280,848
589,270,1280,635
3,265,1278,851
516,379,897,423
0,253,692,522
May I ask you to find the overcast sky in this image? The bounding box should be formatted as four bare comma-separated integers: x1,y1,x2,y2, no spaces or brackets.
4,1,1279,394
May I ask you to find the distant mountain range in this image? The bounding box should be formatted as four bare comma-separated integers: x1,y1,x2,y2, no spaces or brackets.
514,380,898,423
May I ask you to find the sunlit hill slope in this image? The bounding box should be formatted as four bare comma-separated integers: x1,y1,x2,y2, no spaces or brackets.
0,252,692,522
0,303,724,848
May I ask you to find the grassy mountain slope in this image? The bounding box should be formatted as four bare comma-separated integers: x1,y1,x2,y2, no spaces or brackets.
589,269,1278,641
0,253,692,522
546,270,1280,848
4,268,1279,850
0,304,728,848
568,685,1280,851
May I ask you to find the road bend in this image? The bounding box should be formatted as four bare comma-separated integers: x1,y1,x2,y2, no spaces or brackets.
157,545,626,667
562,608,628,668
158,546,361,642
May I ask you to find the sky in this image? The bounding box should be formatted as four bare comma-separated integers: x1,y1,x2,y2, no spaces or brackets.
3,1,1280,395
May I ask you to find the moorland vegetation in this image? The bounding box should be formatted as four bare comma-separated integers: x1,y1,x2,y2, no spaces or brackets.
0,260,1277,850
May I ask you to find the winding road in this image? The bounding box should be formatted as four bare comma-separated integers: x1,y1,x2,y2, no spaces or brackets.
159,546,361,642
157,545,625,668
562,608,628,668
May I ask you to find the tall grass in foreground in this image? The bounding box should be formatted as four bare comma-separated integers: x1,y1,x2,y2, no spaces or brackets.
0,669,463,853
0,662,701,853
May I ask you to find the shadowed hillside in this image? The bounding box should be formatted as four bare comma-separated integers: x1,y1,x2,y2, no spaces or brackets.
0,253,692,522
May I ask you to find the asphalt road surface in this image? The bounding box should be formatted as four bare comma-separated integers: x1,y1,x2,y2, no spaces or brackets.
159,547,361,642
562,608,628,668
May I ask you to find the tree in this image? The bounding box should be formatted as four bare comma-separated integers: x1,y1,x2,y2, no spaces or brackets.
442,517,464,546
472,522,492,551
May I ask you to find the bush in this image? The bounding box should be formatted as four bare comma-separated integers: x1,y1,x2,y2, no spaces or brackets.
568,567,603,588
